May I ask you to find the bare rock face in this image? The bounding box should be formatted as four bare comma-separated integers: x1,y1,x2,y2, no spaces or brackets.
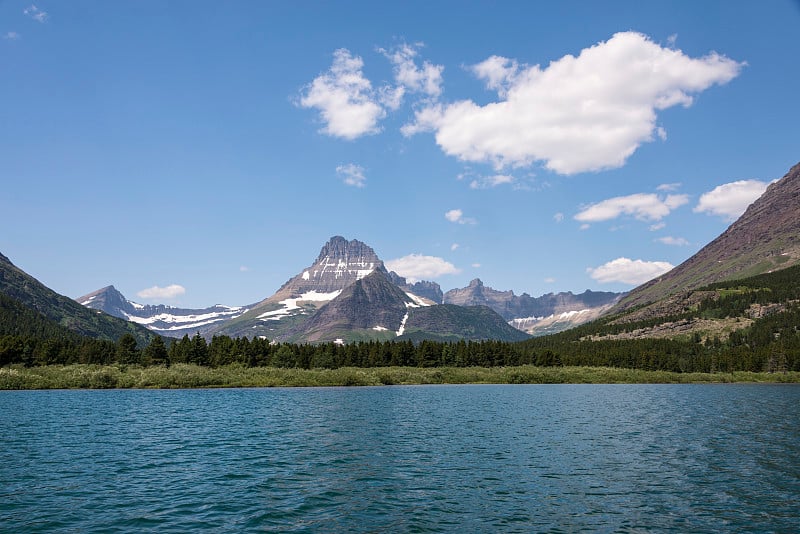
616,161,800,312
269,236,382,300
388,271,443,303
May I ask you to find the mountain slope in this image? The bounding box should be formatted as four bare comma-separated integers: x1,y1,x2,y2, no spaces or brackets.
286,269,419,343
0,253,157,346
400,305,531,343
77,285,248,337
616,161,800,312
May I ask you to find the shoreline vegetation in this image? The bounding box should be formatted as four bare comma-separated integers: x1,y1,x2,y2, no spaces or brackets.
1,364,798,390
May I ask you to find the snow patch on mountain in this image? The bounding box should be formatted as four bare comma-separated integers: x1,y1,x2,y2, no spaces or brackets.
257,290,343,321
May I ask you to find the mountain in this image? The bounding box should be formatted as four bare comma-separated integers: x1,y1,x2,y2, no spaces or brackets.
0,252,157,346
209,236,525,343
211,236,387,339
616,161,800,312
443,279,622,335
77,285,248,337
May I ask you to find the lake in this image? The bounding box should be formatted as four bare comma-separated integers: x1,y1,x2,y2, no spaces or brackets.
1,385,798,532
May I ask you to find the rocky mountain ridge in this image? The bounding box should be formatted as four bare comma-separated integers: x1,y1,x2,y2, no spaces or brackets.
77,285,248,337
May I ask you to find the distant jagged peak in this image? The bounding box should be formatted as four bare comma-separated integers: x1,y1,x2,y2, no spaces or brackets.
314,235,381,266
0,251,12,265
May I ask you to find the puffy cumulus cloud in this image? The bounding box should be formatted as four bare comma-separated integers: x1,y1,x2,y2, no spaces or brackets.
137,284,186,300
694,179,769,221
445,209,476,225
299,49,385,140
657,236,690,246
336,163,367,188
404,31,743,174
575,193,689,224
380,43,444,106
587,257,674,285
385,254,461,282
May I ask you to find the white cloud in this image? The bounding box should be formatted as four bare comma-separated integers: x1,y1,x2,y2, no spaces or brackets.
469,173,514,189
3,31,20,40
137,284,186,300
694,179,769,221
544,277,556,284
385,254,461,282
380,43,444,104
445,209,476,225
450,243,460,251
239,266,250,272
649,222,666,231
657,236,690,246
336,163,367,188
299,49,385,140
472,263,481,268
24,5,47,23
471,55,520,97
587,257,674,285
575,193,689,224
404,31,743,174
553,212,564,223
657,182,682,192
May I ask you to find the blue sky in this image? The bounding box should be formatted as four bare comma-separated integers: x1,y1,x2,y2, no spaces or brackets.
2,1,799,308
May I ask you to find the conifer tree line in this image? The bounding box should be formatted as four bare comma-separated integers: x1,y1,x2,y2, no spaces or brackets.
2,266,799,373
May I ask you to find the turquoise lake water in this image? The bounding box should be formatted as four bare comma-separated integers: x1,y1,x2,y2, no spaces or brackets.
1,384,799,532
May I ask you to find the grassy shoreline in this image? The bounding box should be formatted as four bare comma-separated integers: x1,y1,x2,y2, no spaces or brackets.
1,364,799,389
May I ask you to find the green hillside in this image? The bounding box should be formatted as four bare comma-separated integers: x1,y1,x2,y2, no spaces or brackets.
0,253,157,346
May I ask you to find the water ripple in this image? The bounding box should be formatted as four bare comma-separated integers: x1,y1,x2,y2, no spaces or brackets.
1,384,799,532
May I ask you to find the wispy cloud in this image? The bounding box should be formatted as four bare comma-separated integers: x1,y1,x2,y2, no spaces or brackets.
450,243,460,251
3,31,21,41
587,257,674,285
575,192,688,225
379,42,443,108
657,182,682,192
385,254,461,282
24,5,48,23
137,284,186,300
403,31,743,174
239,266,250,272
694,179,770,221
336,163,367,188
445,209,476,225
657,236,690,246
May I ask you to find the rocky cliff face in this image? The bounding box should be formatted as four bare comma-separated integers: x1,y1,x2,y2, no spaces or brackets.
77,285,247,337
388,271,443,303
616,161,800,311
270,236,382,300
